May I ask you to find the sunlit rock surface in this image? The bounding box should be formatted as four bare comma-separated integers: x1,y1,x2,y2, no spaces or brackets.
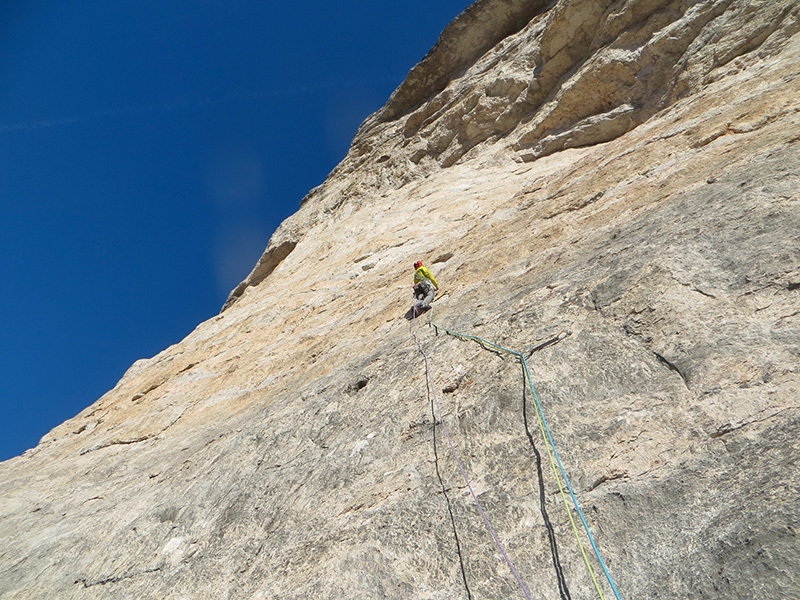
2,1,799,598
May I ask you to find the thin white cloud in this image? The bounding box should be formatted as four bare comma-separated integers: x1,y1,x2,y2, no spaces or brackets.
0,74,401,134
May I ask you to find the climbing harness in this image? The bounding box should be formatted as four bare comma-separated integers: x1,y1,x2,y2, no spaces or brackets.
412,305,622,600
414,280,433,299
411,315,534,600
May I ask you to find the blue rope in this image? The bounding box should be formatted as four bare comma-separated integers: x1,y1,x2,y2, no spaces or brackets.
411,320,534,600
520,357,622,600
429,314,622,600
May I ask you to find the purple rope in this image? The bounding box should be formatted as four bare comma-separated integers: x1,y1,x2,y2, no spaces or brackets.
412,324,534,600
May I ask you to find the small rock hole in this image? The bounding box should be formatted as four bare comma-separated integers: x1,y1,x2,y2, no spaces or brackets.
346,378,369,396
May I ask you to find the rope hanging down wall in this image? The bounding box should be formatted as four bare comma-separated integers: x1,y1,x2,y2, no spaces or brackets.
412,307,622,600
411,318,535,600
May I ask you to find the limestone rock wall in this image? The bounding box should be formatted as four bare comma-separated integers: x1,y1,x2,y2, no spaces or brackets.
2,1,799,599
228,0,799,308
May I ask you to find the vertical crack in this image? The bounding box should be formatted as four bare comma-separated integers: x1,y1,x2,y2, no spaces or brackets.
521,366,572,600
430,388,473,599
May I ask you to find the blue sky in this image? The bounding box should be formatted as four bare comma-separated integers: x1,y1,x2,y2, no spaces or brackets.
0,1,471,461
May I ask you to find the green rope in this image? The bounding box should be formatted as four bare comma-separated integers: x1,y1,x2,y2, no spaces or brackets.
423,307,622,600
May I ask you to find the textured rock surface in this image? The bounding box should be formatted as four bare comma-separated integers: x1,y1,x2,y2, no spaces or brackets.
2,1,799,598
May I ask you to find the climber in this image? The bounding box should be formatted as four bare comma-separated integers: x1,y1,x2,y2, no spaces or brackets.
412,260,439,316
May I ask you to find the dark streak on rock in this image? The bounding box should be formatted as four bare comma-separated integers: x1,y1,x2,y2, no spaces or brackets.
710,407,799,438
587,471,628,492
693,287,717,299
222,239,298,311
80,436,154,456
75,567,162,588
527,331,570,356
653,352,689,388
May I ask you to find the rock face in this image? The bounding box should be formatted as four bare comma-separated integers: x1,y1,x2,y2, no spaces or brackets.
2,1,799,598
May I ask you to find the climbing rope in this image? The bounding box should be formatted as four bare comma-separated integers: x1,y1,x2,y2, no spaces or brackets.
411,316,534,600
421,306,622,600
